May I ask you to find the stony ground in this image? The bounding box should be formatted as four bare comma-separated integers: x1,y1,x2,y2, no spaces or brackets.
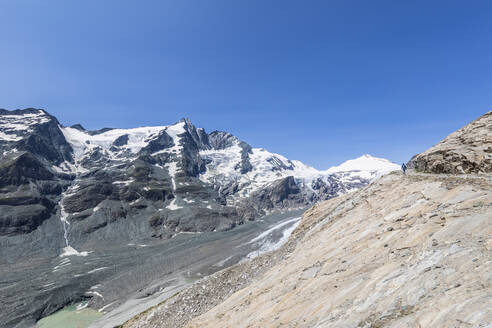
122,216,304,328
125,171,492,328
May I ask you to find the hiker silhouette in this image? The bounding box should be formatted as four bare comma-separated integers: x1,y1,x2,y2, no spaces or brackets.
401,163,407,174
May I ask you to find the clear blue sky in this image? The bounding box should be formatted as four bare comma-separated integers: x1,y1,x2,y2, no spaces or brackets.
1,1,491,169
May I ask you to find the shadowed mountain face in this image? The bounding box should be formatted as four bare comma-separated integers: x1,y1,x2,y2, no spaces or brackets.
0,108,398,327
408,110,492,174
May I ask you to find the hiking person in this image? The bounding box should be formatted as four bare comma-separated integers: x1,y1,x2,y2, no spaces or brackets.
401,163,407,175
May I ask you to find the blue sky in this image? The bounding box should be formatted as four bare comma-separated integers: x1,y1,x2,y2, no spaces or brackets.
1,1,491,169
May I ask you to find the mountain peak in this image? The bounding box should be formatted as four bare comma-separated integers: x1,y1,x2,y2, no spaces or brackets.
0,107,47,115
326,154,399,174
179,117,193,125
0,108,57,142
70,123,86,131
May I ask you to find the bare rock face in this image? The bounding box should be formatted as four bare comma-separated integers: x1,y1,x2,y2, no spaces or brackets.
407,110,492,174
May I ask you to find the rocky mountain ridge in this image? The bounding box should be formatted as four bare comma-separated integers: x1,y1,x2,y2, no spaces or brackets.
0,108,399,242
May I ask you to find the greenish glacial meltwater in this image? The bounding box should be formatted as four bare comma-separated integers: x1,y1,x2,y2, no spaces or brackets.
37,303,102,328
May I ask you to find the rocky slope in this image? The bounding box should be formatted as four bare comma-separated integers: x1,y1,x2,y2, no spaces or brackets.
0,108,398,327
182,173,491,328
124,111,492,328
408,110,492,174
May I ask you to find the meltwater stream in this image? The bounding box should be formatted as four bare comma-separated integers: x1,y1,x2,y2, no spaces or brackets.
58,182,89,257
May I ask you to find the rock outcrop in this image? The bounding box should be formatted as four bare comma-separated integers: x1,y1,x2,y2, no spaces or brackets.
408,110,492,174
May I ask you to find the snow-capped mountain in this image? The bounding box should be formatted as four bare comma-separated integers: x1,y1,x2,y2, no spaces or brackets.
0,108,399,239
326,153,400,174
199,135,399,218
201,143,398,204
0,108,399,327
